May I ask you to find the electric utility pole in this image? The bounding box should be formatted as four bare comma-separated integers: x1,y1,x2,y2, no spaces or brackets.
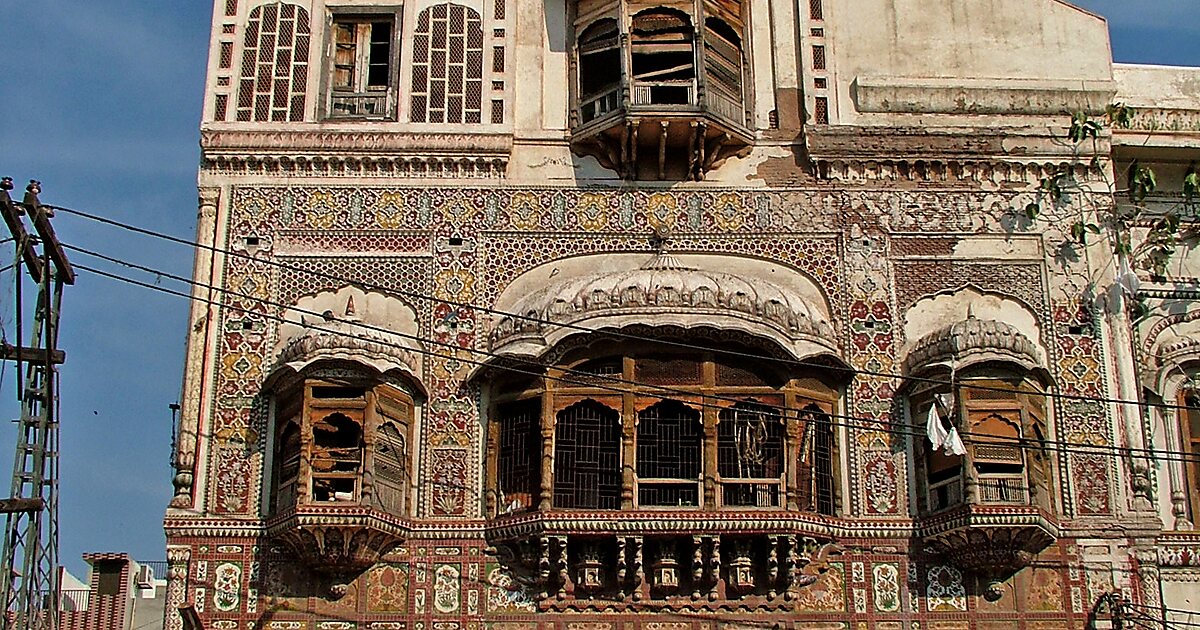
0,178,74,630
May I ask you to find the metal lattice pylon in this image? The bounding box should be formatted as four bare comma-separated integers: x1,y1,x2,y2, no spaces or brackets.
0,179,74,630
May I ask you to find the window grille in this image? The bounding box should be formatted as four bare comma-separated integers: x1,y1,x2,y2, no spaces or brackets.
494,0,505,20
813,77,827,89
219,41,234,68
553,400,621,509
637,400,702,506
491,99,504,124
636,357,701,386
812,45,826,70
809,0,823,20
236,2,310,122
814,96,829,124
225,0,238,17
493,45,505,73
222,24,236,34
718,402,783,507
214,94,229,121
497,400,540,511
410,3,485,124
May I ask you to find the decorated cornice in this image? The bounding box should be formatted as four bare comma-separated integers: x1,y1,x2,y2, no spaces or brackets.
199,129,512,178
1158,532,1200,568
200,129,513,154
1115,108,1200,135
805,125,1108,184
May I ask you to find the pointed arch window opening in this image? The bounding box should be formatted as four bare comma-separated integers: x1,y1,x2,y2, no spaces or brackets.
913,375,1057,514
1180,389,1200,522
718,401,784,507
554,400,623,510
637,400,703,507
496,399,542,513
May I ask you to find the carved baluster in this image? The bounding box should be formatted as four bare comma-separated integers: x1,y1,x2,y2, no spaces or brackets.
767,536,781,598
784,535,801,599
537,536,552,600
692,535,704,598
709,536,722,600
631,536,645,601
617,537,629,598
554,536,569,599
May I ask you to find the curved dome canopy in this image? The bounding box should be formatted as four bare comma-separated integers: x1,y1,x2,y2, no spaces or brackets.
903,313,1046,377
269,286,424,387
488,252,840,363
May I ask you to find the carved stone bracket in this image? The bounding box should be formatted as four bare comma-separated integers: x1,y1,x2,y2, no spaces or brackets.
267,508,409,598
921,506,1057,600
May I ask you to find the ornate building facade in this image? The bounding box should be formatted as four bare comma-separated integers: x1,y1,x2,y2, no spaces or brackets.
166,0,1200,628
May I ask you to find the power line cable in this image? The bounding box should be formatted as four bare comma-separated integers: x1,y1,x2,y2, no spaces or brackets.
46,202,1200,414
65,248,1200,466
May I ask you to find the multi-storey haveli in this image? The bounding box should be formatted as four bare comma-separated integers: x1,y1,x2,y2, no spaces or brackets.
166,0,1200,628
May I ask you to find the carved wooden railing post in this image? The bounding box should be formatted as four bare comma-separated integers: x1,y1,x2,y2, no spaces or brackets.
709,536,722,600
691,535,704,598
631,536,645,601
553,536,569,599
767,536,781,598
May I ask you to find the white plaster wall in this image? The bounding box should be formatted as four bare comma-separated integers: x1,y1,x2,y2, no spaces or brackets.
902,287,1045,359
829,0,1113,125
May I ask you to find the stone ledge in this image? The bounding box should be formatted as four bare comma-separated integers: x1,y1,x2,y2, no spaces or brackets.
853,75,1116,116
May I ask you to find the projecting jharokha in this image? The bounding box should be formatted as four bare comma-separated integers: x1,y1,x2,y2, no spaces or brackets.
167,0,1200,627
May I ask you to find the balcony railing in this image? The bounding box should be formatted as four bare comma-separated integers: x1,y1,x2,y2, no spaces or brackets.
721,480,781,507
329,91,392,119
707,89,744,127
579,86,621,123
927,475,963,512
977,475,1028,505
631,80,695,107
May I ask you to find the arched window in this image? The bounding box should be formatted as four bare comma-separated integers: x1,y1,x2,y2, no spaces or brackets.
630,8,695,105
797,404,836,515
311,412,363,502
237,2,311,121
718,401,784,507
912,374,1055,514
496,399,541,512
1182,389,1200,521
410,3,485,123
577,18,622,122
268,374,417,516
637,400,702,506
554,400,622,509
703,17,743,122
487,348,841,514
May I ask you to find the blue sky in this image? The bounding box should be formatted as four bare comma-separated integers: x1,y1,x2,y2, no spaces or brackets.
0,1,1196,579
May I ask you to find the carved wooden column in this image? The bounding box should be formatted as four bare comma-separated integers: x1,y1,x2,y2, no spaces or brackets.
691,535,705,598
622,356,637,509
171,187,221,509
540,374,557,511
484,406,500,517
703,397,719,509
784,388,802,510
